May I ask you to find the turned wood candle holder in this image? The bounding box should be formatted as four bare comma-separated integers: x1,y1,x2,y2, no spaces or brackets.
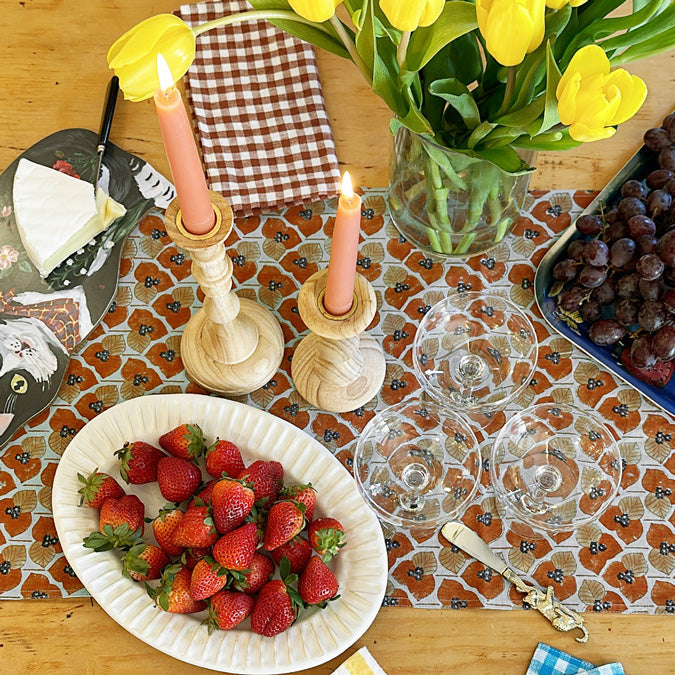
291,268,386,413
164,191,284,396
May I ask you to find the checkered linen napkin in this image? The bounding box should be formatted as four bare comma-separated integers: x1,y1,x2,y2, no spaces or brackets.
331,647,387,675
527,643,625,675
176,0,341,217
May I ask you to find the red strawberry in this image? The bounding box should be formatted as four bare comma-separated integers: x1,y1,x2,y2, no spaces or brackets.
159,423,206,461
233,552,275,595
213,522,258,572
151,507,185,557
211,478,254,534
114,441,165,484
183,546,212,570
77,470,124,508
189,557,229,601
157,456,201,503
121,542,169,582
147,564,206,614
206,590,255,632
251,579,300,637
172,505,218,549
298,556,339,606
308,517,346,562
237,460,283,506
271,536,312,575
281,484,316,523
263,501,304,551
188,479,218,508
205,439,245,479
99,495,144,534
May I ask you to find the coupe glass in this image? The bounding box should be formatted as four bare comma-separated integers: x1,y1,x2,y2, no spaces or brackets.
490,402,622,534
353,396,482,530
413,292,538,416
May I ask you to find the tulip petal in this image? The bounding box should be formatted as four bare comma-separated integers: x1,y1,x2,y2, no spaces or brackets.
606,71,648,125
419,0,445,27
484,0,535,66
557,73,581,126
557,44,609,99
569,121,616,143
288,0,340,22
545,0,567,8
525,0,546,53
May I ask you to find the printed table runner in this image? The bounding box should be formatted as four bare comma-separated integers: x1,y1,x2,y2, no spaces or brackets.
2,189,675,616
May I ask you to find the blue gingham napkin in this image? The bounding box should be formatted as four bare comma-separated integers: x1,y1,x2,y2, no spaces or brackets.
527,643,625,675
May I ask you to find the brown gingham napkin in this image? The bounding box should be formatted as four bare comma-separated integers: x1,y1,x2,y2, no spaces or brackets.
176,0,342,217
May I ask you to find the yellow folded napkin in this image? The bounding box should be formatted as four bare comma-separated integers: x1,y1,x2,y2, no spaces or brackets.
332,647,387,675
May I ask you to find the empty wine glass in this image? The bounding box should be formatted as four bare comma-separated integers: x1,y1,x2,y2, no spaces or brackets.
412,292,538,416
353,396,482,530
490,402,622,534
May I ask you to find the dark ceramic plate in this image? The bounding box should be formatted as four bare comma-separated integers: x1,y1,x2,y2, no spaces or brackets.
0,128,175,447
534,140,675,417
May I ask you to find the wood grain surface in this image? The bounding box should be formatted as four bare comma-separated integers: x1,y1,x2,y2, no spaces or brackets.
1,1,674,673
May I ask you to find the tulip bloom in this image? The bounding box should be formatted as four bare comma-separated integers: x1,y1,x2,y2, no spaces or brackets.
557,45,647,142
289,0,342,23
546,0,588,8
379,0,445,32
107,15,196,102
476,0,545,67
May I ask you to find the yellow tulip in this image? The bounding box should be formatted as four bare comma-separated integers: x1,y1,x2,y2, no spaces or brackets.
557,45,647,142
476,0,545,67
288,0,342,23
545,0,588,8
107,15,196,102
379,0,445,32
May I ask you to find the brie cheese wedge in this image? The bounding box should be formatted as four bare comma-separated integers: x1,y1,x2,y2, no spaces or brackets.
13,158,126,277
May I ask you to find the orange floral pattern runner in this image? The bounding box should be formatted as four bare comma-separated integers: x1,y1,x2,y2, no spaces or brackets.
2,189,675,614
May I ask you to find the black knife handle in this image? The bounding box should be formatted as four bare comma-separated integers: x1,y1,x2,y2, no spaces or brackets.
96,75,120,152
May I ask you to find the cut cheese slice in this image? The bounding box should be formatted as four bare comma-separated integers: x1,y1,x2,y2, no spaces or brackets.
13,158,126,277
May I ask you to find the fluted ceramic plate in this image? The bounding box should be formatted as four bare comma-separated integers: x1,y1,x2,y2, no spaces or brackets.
52,394,387,674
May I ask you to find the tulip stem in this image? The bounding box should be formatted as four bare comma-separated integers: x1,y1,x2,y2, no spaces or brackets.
192,10,331,37
329,16,372,85
397,31,411,68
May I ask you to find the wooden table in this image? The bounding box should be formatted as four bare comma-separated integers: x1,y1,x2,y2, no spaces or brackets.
1,2,674,673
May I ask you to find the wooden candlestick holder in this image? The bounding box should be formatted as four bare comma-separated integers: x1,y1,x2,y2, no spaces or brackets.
291,268,386,413
164,191,283,396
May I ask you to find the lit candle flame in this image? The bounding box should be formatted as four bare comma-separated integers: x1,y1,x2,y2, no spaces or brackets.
341,171,354,201
157,53,175,92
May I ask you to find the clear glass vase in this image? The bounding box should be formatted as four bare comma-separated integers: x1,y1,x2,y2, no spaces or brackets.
387,126,536,258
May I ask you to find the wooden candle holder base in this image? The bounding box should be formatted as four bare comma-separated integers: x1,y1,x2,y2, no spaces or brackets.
164,191,283,396
291,269,386,413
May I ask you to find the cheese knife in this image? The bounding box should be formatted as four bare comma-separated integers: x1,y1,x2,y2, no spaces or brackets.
441,521,589,643
93,75,120,188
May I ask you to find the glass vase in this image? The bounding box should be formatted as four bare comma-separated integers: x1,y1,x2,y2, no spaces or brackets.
386,126,536,258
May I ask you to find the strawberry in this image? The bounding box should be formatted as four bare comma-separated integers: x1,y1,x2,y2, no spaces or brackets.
77,470,124,508
250,579,300,637
189,557,229,601
114,441,165,484
211,478,254,534
172,505,218,549
82,495,145,551
205,439,245,479
298,556,339,606
157,456,201,503
206,590,255,633
151,506,185,557
271,536,312,575
188,479,218,508
183,546,212,570
233,552,275,595
308,517,346,562
237,460,283,506
213,522,258,573
281,483,316,523
159,423,206,461
147,564,206,614
263,501,304,551
121,542,169,582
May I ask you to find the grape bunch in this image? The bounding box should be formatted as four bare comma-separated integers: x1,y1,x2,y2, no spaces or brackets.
553,111,675,385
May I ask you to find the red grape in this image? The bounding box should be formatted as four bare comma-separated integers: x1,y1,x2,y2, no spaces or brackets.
616,273,640,298
575,214,603,236
630,335,656,368
579,265,607,288
615,298,639,326
567,240,586,260
638,300,666,332
657,229,675,266
628,214,656,238
559,286,587,312
647,169,674,189
553,258,578,282
609,237,636,267
621,179,648,200
584,240,609,267
636,253,665,281
592,280,615,305
589,320,625,346
618,197,646,221
581,300,602,323
639,277,663,300
644,128,672,152
658,147,675,171
653,326,675,361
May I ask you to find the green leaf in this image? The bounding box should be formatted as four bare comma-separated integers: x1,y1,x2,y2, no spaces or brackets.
513,129,582,151
601,3,675,55
467,121,497,149
473,145,536,174
610,25,675,65
576,0,625,30
538,41,562,135
355,0,376,75
494,97,545,128
428,78,481,130
590,0,669,37
406,2,478,72
245,0,350,59
481,127,527,149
